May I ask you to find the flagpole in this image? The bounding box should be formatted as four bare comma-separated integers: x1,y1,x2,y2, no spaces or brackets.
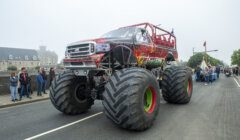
205,45,207,64
203,41,207,65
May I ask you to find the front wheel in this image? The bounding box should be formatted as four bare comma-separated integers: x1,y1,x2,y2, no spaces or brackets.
50,70,94,115
102,68,160,131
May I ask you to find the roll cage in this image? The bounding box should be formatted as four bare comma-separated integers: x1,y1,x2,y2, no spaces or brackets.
121,22,177,49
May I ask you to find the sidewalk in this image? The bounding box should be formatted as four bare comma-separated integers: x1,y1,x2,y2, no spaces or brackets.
0,90,49,109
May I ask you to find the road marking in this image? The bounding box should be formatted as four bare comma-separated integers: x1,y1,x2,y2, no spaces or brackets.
233,77,240,87
24,112,103,140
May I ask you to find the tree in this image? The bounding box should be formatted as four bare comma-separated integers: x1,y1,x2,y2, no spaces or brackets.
35,66,41,70
7,65,17,71
56,64,64,69
187,53,223,68
231,49,240,66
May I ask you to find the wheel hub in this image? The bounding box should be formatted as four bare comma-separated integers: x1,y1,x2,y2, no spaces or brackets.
186,79,192,96
75,84,88,103
144,87,156,113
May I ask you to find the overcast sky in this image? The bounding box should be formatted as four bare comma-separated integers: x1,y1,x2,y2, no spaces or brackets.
0,0,239,64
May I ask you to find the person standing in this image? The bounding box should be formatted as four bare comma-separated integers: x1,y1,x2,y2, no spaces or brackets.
27,75,33,95
215,65,221,79
236,67,239,76
204,66,209,85
17,70,22,97
208,65,213,83
19,67,32,100
41,68,47,94
36,70,44,96
195,65,202,81
233,67,236,75
49,67,55,87
9,72,18,102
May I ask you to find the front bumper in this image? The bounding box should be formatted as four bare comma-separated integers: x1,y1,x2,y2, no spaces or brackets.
63,58,97,70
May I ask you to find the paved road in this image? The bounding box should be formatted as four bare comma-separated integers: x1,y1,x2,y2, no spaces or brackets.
0,75,239,140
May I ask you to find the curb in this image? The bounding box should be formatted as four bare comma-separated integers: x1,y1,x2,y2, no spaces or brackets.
0,97,49,109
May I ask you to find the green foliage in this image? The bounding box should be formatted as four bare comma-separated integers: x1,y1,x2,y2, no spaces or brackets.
231,49,240,66
56,64,64,69
187,53,223,68
187,53,203,68
7,65,17,71
35,66,41,70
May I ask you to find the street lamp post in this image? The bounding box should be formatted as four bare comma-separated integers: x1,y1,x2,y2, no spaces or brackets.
193,41,218,65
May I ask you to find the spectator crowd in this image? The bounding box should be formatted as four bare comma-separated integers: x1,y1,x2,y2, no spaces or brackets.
9,67,55,102
195,65,221,85
195,64,239,86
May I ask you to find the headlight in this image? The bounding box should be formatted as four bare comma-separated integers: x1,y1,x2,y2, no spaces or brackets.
95,44,110,53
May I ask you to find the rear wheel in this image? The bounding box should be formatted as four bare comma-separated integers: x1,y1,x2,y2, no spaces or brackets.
102,68,160,131
50,70,94,115
162,66,193,104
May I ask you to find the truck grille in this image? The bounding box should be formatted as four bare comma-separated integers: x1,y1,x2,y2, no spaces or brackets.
67,42,95,58
70,62,83,65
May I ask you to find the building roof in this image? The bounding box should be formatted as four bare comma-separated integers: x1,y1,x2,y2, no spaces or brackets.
0,47,39,61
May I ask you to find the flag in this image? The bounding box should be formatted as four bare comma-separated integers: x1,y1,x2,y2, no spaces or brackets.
200,58,207,70
203,41,206,47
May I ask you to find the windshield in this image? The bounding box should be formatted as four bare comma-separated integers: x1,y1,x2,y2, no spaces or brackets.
101,27,137,38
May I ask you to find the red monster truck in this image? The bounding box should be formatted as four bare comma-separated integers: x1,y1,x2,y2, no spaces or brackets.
50,23,193,131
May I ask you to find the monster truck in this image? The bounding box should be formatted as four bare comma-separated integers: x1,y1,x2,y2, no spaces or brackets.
50,23,193,131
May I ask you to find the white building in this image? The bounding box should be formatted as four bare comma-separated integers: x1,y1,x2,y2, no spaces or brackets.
37,46,58,66
0,47,40,71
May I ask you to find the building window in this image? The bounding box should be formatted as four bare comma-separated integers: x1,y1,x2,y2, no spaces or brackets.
33,55,37,60
9,55,13,60
25,55,29,60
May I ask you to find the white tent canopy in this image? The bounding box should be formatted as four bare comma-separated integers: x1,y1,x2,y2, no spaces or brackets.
200,59,208,70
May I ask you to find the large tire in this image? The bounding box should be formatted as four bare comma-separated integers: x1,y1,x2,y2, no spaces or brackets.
102,68,160,131
50,70,94,115
162,66,193,104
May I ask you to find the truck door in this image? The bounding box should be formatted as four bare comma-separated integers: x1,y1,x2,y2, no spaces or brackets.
134,29,155,60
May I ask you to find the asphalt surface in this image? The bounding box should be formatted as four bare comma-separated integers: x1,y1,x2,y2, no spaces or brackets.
0,75,239,140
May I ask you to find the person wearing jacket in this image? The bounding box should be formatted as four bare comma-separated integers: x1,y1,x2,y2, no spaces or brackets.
19,67,32,100
49,67,55,87
208,65,213,83
204,66,209,85
215,65,221,79
195,65,202,81
10,72,18,102
36,70,44,96
41,68,47,94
